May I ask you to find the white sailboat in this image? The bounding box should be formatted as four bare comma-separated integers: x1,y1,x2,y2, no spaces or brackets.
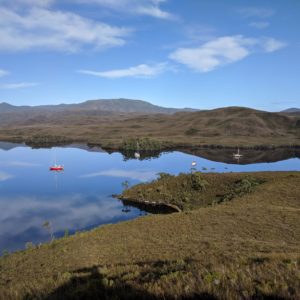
134,141,140,159
233,148,243,159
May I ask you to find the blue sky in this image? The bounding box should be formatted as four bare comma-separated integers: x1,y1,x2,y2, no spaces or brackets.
0,0,299,111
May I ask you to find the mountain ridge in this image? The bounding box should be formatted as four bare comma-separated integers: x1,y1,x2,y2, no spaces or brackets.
0,98,197,114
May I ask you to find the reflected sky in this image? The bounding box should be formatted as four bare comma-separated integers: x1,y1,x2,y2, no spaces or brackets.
0,145,299,253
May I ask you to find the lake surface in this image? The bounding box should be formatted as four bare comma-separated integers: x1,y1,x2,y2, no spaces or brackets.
0,142,299,253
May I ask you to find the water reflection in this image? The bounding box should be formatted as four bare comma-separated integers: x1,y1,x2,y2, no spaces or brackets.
0,143,299,253
0,194,139,252
120,150,165,161
182,147,300,165
80,169,157,182
0,171,13,181
1,142,299,164
120,199,179,214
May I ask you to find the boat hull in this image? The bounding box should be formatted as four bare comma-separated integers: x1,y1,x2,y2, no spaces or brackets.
49,167,64,171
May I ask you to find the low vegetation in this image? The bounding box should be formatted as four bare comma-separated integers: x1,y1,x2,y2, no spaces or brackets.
0,172,299,299
121,137,164,151
25,134,72,148
119,172,265,211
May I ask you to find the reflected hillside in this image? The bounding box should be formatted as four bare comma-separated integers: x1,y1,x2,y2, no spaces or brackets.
0,141,25,151
182,147,300,165
1,142,300,164
0,142,105,153
119,149,167,161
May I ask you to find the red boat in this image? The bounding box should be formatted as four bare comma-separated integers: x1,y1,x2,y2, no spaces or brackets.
49,164,64,171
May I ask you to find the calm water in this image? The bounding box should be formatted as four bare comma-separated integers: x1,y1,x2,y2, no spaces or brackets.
0,143,299,253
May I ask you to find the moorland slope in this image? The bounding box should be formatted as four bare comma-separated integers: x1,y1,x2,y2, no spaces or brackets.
0,172,299,299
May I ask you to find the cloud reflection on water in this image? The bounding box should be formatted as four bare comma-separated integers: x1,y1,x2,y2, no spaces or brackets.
0,193,139,252
0,171,14,181
0,161,42,167
80,169,157,182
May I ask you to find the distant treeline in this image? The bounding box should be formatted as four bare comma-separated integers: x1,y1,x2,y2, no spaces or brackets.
121,137,165,151
25,134,72,148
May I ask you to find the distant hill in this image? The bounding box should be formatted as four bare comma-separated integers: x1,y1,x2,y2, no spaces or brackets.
0,99,197,115
167,106,299,137
0,105,298,148
281,108,300,113
0,102,23,112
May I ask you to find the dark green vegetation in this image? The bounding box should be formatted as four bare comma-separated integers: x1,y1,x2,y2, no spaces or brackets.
0,101,299,150
25,134,72,148
122,137,164,151
119,172,265,211
0,172,299,299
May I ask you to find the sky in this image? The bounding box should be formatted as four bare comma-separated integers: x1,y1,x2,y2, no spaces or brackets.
0,0,299,111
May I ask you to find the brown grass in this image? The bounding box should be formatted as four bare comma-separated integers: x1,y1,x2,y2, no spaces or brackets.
0,172,299,299
0,107,299,149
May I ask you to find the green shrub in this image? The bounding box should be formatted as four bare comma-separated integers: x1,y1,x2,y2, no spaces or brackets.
122,137,163,150
25,242,35,250
157,172,173,180
185,128,199,136
190,172,209,191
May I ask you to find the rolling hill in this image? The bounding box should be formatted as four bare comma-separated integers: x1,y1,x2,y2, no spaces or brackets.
281,107,300,113
0,100,299,148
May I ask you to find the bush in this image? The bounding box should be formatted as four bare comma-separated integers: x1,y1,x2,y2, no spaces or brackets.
190,172,209,191
221,176,263,202
185,128,199,136
157,173,173,180
26,134,71,148
122,138,163,151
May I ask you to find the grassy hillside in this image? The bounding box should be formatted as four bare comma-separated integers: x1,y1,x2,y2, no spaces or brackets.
0,172,299,299
119,172,265,211
0,106,299,149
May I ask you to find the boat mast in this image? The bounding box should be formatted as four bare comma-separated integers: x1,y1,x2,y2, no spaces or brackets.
54,148,57,166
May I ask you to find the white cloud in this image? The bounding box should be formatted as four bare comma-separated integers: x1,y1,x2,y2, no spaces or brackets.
262,38,287,52
169,35,287,72
135,5,174,19
80,169,157,182
0,69,9,77
0,0,175,19
249,21,269,29
0,7,131,52
169,35,257,72
0,0,54,8
238,7,275,18
0,171,13,181
78,63,167,78
0,82,39,89
74,0,176,20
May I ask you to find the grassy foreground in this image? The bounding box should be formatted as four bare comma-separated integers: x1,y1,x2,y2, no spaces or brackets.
0,172,300,299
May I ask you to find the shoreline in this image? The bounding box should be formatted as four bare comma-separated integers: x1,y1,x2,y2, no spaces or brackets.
1,171,299,299
0,137,299,151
